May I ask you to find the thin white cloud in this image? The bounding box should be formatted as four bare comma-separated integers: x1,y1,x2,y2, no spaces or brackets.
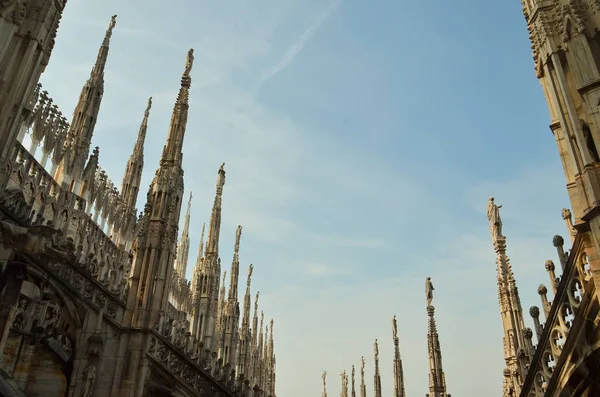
256,0,343,90
303,262,344,277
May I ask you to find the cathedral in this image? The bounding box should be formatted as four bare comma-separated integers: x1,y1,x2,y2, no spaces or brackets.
0,3,276,397
321,1,600,396
4,1,600,397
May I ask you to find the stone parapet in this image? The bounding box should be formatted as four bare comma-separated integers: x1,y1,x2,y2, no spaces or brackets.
0,145,131,303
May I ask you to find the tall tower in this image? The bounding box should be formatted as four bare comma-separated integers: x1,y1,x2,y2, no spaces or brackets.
351,365,356,397
174,192,193,278
121,48,194,397
237,264,253,377
486,198,531,396
0,0,67,167
522,0,600,285
190,164,226,351
373,339,382,397
341,370,348,397
124,48,193,327
266,319,276,396
425,278,448,397
219,225,243,366
190,222,205,302
360,357,366,397
57,15,117,190
392,315,406,397
117,97,152,247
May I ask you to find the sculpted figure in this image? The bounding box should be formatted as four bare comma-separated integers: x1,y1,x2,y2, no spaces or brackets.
322,371,327,390
82,365,96,397
426,277,434,307
184,48,194,75
360,356,365,379
487,197,503,240
373,339,379,360
392,315,398,339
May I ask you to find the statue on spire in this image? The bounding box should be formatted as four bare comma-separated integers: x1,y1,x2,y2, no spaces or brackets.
247,264,253,287
392,315,398,339
109,15,117,31
360,356,365,379
487,196,504,241
373,339,379,360
184,48,194,76
216,162,226,188
102,15,117,44
235,225,242,252
322,371,327,391
426,277,434,307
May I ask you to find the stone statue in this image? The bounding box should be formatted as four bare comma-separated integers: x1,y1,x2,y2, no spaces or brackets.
184,48,194,76
373,339,379,360
426,277,434,307
392,315,398,339
82,364,96,397
108,15,117,32
360,356,365,379
322,370,327,389
487,196,503,240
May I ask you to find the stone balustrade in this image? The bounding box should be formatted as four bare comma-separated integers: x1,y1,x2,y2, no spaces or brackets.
1,142,131,303
16,84,136,249
522,233,588,396
152,308,270,397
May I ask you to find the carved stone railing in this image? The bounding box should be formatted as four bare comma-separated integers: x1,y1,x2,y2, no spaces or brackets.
16,84,136,247
0,145,131,303
521,232,588,396
148,331,251,397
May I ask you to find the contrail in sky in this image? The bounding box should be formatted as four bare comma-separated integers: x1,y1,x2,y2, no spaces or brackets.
256,0,343,90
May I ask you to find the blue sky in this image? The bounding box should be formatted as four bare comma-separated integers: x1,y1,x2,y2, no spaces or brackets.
38,0,572,395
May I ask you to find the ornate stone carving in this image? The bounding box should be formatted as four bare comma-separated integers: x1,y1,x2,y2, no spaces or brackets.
487,197,503,241
82,364,97,397
426,277,434,307
0,0,27,25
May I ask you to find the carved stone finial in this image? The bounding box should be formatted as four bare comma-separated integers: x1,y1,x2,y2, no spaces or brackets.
537,284,547,295
553,235,564,247
392,315,398,339
529,306,540,318
545,260,555,271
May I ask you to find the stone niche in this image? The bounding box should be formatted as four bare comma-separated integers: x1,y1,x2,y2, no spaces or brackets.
0,276,77,397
